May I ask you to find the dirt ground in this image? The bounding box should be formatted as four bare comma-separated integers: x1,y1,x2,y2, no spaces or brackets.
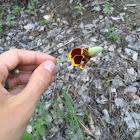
0,0,140,140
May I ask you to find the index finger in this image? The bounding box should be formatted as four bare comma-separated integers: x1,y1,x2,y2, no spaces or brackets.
0,49,56,83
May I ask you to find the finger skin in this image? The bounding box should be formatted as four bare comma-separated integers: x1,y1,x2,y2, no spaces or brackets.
18,60,55,103
17,65,38,71
9,87,25,95
8,73,31,89
0,49,56,83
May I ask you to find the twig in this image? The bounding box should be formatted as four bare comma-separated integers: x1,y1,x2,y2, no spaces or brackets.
78,119,95,138
94,67,114,75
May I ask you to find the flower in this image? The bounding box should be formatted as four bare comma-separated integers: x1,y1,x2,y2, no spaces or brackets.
69,47,102,69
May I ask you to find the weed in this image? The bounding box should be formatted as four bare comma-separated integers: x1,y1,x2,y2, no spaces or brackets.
0,23,3,36
28,0,38,13
43,19,47,24
7,16,14,26
101,25,120,41
22,131,33,140
22,100,52,140
82,109,90,122
12,5,20,15
102,73,108,83
75,6,86,15
55,90,85,140
106,2,110,14
0,7,5,36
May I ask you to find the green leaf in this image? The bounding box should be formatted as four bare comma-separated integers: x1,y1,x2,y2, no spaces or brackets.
75,6,86,11
106,2,110,14
39,125,46,137
22,131,33,140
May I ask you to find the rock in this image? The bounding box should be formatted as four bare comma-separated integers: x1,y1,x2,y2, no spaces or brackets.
24,23,35,31
93,6,101,11
0,46,4,51
99,15,103,19
96,95,108,104
124,86,137,94
19,42,27,48
93,79,102,90
125,35,134,44
55,65,60,73
30,31,39,37
126,68,137,83
102,109,110,122
112,76,125,88
132,53,138,61
50,126,59,133
84,24,94,30
124,111,137,131
115,98,126,108
108,44,116,51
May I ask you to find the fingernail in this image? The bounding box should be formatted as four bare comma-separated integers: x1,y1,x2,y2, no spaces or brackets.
44,60,55,74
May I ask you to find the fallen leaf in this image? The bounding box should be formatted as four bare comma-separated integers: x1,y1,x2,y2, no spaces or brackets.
73,88,80,96
43,13,54,21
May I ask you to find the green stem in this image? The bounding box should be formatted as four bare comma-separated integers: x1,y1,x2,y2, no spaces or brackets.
55,58,69,65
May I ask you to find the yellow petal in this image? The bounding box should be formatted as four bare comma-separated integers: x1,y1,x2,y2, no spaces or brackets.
72,59,79,66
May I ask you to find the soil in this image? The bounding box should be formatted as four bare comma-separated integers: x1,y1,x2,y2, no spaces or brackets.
0,0,140,140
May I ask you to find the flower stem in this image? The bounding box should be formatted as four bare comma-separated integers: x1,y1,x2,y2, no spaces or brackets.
55,58,69,65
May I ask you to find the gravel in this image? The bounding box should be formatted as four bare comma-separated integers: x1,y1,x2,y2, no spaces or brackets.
0,0,140,139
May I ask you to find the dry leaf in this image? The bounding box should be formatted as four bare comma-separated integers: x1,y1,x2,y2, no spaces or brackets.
43,13,54,21
73,88,80,96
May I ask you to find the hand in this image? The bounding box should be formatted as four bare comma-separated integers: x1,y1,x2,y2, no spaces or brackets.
0,49,56,140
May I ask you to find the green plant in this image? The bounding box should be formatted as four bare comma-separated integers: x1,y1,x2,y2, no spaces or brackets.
0,22,3,36
106,2,110,14
101,25,120,41
54,90,85,140
12,5,20,15
75,6,86,15
22,100,52,140
7,16,14,26
0,7,5,36
22,131,33,140
43,19,47,24
102,73,108,83
28,0,38,13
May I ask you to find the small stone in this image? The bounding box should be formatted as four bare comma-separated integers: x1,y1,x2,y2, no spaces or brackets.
124,86,137,94
115,98,125,108
125,35,134,44
84,24,94,30
93,6,101,11
30,31,39,37
79,22,84,29
112,76,125,88
24,23,35,31
108,44,116,51
102,109,110,122
58,48,64,54
132,53,138,61
96,95,108,104
99,15,103,19
19,42,27,48
55,65,60,73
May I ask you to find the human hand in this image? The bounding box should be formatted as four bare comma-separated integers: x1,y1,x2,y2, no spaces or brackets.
0,49,56,140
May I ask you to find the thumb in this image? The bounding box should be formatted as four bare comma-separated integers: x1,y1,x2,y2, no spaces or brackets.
19,60,55,102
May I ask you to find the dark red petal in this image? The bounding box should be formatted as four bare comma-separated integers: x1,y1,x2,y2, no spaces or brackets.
70,48,82,59
73,55,83,66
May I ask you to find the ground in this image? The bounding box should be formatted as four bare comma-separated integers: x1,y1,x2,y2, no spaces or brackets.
0,0,140,140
